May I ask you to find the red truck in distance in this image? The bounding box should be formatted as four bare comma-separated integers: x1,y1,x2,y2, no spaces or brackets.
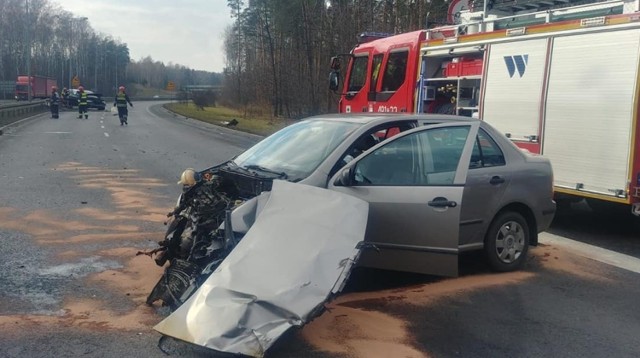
15,75,57,101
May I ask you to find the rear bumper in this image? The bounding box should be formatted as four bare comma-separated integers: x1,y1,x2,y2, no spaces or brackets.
538,201,557,232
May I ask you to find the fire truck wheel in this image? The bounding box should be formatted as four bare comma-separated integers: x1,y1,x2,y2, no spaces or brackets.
484,211,529,272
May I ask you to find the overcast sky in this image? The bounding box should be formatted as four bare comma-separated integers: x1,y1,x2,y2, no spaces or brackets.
56,0,234,73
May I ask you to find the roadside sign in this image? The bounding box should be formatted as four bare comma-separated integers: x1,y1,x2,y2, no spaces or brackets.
447,0,471,24
72,76,80,88
166,81,175,91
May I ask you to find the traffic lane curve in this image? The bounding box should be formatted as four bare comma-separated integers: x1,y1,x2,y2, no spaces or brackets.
147,102,263,150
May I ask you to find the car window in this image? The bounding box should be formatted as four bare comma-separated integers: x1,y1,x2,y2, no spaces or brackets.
469,129,506,169
352,125,470,186
333,122,416,176
374,126,403,140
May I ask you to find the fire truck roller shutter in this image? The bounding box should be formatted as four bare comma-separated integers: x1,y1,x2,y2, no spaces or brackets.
542,28,640,197
482,38,549,142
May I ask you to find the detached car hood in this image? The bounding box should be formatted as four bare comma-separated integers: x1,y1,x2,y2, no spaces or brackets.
153,180,369,357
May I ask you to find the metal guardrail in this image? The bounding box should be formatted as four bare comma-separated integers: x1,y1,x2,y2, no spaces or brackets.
0,100,48,129
0,100,45,108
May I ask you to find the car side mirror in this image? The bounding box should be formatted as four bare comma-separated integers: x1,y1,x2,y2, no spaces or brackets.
333,167,354,187
329,71,340,92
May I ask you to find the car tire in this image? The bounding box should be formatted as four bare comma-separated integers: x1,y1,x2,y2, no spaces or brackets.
484,211,529,272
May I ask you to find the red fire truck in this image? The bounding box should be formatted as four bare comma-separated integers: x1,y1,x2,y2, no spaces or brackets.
330,0,640,215
15,75,57,101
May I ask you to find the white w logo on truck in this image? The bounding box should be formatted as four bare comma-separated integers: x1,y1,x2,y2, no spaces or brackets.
503,55,529,78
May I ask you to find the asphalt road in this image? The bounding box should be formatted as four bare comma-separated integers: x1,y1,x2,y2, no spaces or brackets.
1,104,639,358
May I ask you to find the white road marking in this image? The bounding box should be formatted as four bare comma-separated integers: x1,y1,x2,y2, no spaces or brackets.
104,132,109,137
101,125,105,129
539,232,640,274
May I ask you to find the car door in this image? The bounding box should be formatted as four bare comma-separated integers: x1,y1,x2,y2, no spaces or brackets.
328,122,479,277
459,128,511,249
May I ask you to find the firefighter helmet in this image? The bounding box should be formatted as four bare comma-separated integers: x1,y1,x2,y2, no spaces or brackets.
119,86,125,91
78,86,84,91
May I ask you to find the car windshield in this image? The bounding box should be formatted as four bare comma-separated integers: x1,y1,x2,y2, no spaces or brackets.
233,119,362,181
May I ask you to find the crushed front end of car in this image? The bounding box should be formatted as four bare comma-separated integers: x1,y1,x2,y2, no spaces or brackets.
140,159,367,314
153,180,369,357
141,163,251,310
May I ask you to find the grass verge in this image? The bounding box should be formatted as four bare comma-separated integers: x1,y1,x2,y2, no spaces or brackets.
164,103,294,136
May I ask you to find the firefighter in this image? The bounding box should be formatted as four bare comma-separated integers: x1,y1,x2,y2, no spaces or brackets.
77,86,89,119
61,87,70,108
50,86,60,119
113,86,133,126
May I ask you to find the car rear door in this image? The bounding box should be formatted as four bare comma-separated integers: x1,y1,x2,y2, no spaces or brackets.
459,128,511,249
328,122,479,276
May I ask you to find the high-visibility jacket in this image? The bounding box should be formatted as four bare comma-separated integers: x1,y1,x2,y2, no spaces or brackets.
79,92,88,106
115,92,131,108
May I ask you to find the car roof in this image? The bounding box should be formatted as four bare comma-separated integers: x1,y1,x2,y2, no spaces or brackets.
303,113,479,125
70,89,94,94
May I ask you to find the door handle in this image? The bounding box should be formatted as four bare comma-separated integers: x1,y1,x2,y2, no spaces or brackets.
489,176,505,185
428,197,457,208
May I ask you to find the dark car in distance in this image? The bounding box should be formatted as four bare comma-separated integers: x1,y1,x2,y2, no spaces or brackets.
66,89,106,110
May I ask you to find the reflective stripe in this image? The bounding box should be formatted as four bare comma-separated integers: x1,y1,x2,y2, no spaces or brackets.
79,92,88,105
116,93,128,107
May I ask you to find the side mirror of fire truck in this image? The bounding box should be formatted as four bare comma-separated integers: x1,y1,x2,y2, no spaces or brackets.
329,71,340,92
329,56,341,92
330,56,341,70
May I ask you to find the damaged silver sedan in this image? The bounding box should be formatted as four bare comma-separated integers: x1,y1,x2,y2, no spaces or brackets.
141,113,556,356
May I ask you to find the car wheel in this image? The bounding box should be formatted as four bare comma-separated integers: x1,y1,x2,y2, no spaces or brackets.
484,211,529,272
